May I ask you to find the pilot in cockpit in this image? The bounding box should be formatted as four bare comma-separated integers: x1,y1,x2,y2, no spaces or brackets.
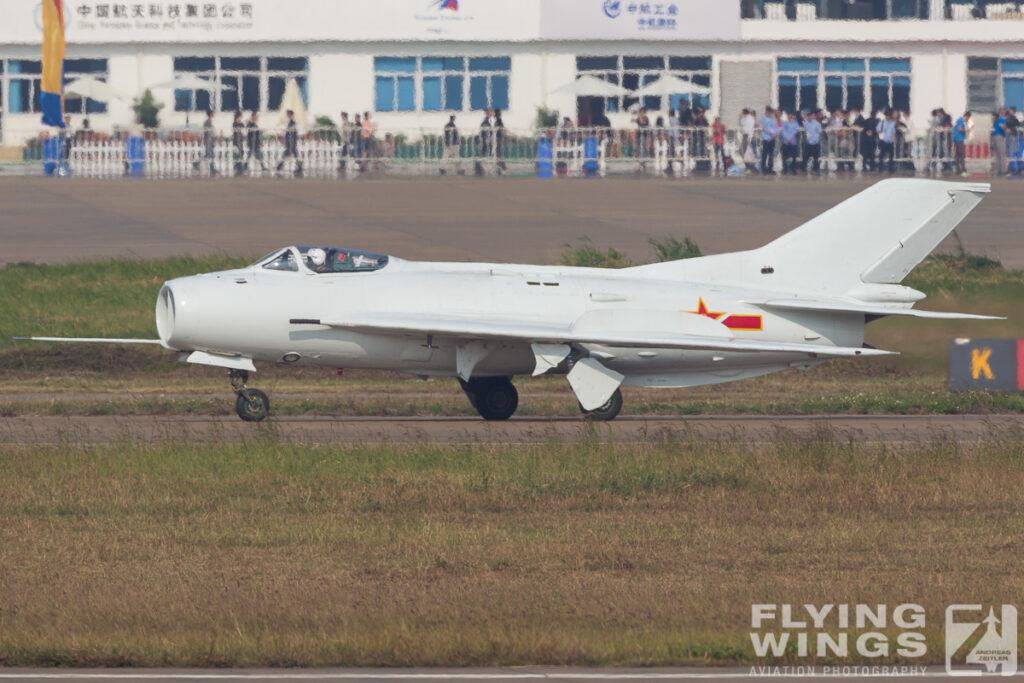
305,247,330,273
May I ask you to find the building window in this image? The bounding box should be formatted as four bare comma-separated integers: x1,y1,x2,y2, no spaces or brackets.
869,58,911,112
754,0,929,20
776,57,909,114
1002,59,1024,112
968,57,1024,113
6,59,41,115
374,57,416,112
63,59,110,114
823,59,865,112
373,56,510,113
949,1,1024,20
3,58,109,115
966,57,999,113
575,55,712,113
172,56,308,113
777,57,819,113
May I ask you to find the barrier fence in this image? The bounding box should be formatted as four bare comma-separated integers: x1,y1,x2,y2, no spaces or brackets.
41,126,1023,179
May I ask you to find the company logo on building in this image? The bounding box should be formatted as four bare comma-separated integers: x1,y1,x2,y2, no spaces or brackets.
602,0,621,18
946,605,1018,676
431,0,459,11
33,1,72,32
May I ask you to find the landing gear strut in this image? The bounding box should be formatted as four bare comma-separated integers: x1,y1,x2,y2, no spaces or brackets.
580,388,623,422
230,369,269,422
460,376,518,421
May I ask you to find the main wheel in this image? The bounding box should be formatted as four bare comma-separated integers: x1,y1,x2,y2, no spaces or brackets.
580,388,623,422
235,389,270,422
462,377,518,421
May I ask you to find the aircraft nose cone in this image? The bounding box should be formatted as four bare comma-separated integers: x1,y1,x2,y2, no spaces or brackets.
156,282,176,347
156,275,200,350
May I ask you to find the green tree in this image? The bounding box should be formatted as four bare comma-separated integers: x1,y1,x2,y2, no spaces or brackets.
535,106,559,129
132,89,163,129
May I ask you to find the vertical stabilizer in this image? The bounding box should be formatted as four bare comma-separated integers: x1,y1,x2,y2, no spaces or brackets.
629,179,990,295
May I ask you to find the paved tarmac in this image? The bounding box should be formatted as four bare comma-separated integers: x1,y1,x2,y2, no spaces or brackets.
0,667,982,682
0,177,1020,268
1,414,1020,445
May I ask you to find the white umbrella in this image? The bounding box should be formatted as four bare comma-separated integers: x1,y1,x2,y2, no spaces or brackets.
276,78,308,127
148,74,235,92
64,76,128,103
549,75,631,98
147,74,236,124
632,74,711,98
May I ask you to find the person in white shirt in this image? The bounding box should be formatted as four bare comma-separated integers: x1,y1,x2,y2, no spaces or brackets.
739,108,756,158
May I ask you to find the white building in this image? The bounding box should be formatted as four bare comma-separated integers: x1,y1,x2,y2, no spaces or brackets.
1,0,1022,145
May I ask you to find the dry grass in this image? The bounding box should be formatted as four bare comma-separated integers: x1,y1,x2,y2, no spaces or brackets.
1,433,1022,666
1,353,1022,418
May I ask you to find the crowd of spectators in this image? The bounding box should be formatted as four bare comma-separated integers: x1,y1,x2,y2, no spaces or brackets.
618,102,1023,178
50,101,1024,179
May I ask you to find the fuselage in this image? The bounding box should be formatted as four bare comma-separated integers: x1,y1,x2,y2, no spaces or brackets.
156,246,865,388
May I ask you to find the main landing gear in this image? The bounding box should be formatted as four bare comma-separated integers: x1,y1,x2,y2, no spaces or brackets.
230,369,269,422
579,388,623,422
460,376,519,421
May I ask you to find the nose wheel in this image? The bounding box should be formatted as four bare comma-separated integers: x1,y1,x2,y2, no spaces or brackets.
579,388,623,422
229,369,270,422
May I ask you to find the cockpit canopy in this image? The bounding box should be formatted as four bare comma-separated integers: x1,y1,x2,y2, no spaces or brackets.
254,246,390,274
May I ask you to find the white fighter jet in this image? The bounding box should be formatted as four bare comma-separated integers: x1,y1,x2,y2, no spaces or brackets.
25,179,998,422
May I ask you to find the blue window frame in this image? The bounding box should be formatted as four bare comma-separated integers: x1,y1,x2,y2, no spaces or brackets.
171,56,308,113
778,56,909,114
824,58,865,73
374,56,510,112
778,57,819,72
3,58,109,115
869,58,911,73
1005,79,1024,111
575,55,712,115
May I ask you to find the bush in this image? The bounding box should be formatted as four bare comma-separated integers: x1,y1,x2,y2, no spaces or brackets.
649,236,702,262
559,237,631,268
313,115,341,143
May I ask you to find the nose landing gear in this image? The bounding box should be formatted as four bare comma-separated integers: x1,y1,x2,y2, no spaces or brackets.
230,369,270,422
579,388,623,422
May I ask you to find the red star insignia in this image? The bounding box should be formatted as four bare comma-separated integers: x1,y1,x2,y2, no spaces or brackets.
684,297,725,320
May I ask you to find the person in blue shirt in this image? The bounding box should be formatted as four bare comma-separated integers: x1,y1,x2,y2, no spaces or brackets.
952,111,970,177
876,110,898,174
759,105,779,174
802,111,823,174
779,111,800,175
991,109,1008,176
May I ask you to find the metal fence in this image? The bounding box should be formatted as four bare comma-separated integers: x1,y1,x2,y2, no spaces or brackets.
44,126,1021,179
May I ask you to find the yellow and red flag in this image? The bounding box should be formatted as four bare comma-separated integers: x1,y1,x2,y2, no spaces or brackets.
40,0,65,128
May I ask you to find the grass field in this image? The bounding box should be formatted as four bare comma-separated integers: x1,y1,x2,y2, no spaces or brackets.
1,433,1023,667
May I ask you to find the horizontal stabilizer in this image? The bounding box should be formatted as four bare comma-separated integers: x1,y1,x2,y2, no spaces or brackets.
751,300,1004,320
309,312,896,358
14,336,163,344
